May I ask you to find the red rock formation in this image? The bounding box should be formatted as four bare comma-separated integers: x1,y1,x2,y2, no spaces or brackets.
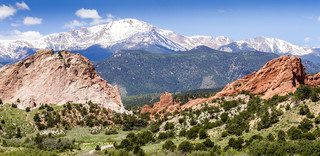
215,55,313,99
0,49,126,113
141,92,179,114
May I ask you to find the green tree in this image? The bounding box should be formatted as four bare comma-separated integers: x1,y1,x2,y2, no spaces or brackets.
198,128,207,139
178,141,193,153
277,130,286,142
294,85,311,100
220,112,229,123
203,138,214,148
95,145,101,151
0,98,2,104
151,123,160,133
16,127,22,138
287,126,302,140
26,107,31,112
298,118,313,133
33,113,41,122
194,142,207,151
162,140,176,151
311,89,319,102
267,133,275,141
164,122,174,131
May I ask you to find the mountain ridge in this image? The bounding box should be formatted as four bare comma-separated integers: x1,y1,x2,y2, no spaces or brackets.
0,18,319,64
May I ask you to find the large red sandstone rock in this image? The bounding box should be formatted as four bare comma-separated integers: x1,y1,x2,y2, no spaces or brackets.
0,49,126,113
141,92,179,114
215,55,311,99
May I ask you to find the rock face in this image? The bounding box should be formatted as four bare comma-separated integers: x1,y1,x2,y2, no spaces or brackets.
141,92,179,114
0,49,126,113
215,55,317,99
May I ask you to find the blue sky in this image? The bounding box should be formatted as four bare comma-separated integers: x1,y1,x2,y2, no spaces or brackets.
0,0,320,47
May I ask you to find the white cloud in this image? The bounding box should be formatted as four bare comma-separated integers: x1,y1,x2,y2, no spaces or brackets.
304,37,311,42
23,16,42,25
90,14,114,25
64,9,116,29
317,16,320,22
16,1,30,10
75,8,101,19
0,30,42,40
64,20,87,29
0,5,17,20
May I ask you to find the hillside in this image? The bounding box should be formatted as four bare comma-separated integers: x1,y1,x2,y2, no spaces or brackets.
95,46,320,96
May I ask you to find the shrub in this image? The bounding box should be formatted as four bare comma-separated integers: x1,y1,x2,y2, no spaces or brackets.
307,112,315,119
267,133,275,141
186,126,200,139
179,129,186,137
198,128,207,139
220,112,229,123
194,142,207,151
298,118,313,133
299,105,310,115
223,100,239,111
295,85,311,100
158,132,169,140
203,138,214,148
311,90,319,102
221,131,228,137
162,140,176,151
287,126,302,140
105,129,118,135
278,130,286,142
228,137,244,150
33,113,41,122
95,145,101,151
11,104,17,108
179,118,185,124
151,122,160,133
164,122,174,131
26,107,31,112
0,98,2,104
178,141,193,153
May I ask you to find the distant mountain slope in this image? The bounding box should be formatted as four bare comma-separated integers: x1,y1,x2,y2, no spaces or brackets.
95,46,279,96
1,18,319,65
0,19,233,63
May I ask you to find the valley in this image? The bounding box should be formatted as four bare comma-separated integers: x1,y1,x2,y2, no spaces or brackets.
0,1,319,155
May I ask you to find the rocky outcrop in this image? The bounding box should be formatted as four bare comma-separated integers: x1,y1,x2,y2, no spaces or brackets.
141,92,179,114
0,49,126,113
215,55,318,99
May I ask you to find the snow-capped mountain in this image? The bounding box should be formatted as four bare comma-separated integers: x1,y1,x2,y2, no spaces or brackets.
218,37,313,55
0,18,318,64
0,19,233,63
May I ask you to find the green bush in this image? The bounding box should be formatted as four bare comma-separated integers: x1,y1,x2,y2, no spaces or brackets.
151,122,160,133
198,128,207,139
299,105,310,115
278,130,286,142
203,138,214,148
26,107,31,112
164,122,174,131
298,118,313,133
105,129,118,135
295,85,312,100
178,141,193,153
194,142,207,151
162,140,176,151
